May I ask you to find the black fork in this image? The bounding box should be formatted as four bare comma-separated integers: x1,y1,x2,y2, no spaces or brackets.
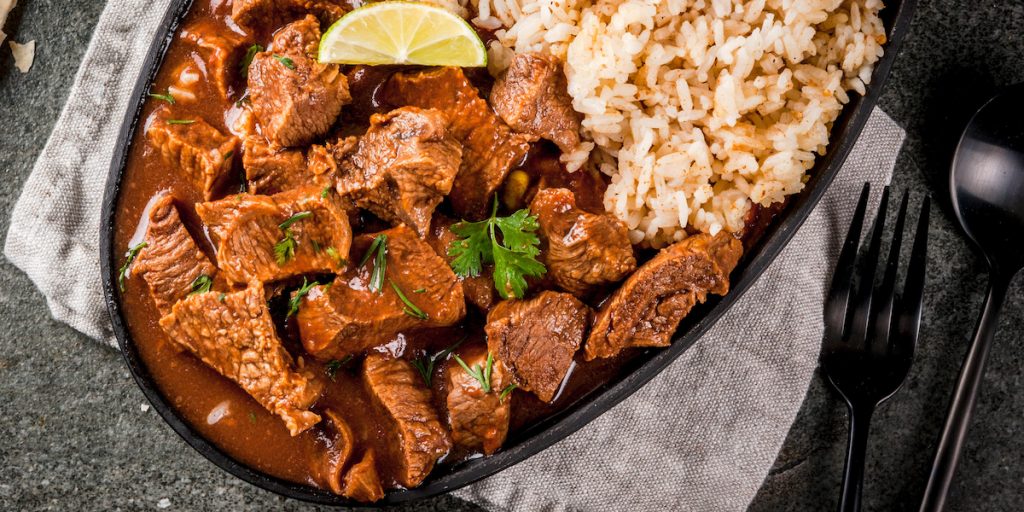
821,183,931,512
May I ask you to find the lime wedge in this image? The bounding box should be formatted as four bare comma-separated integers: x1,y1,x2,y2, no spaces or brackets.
319,2,487,67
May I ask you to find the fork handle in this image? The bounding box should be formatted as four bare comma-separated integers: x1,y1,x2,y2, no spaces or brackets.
919,276,1009,512
839,405,874,512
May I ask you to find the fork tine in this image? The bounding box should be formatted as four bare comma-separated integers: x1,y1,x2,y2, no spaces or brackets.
872,191,910,352
895,196,931,355
823,183,871,347
848,186,890,347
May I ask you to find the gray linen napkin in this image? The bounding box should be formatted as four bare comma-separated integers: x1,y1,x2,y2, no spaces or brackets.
2,0,906,510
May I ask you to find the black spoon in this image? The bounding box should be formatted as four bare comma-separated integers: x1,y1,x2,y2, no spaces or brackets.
919,83,1024,511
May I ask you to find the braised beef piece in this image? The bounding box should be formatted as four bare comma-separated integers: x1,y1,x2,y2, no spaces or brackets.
490,53,581,153
530,188,635,296
181,19,252,100
242,135,348,194
336,107,462,237
248,15,351,147
316,409,356,495
585,232,743,360
131,193,218,314
362,354,452,488
232,0,348,28
342,449,385,503
159,281,324,435
296,225,466,360
146,107,238,200
485,291,590,402
383,67,534,219
196,186,351,285
445,347,511,455
425,213,497,312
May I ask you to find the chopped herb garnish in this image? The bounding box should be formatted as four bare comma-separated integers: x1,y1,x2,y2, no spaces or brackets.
279,211,313,230
359,234,388,293
166,119,194,125
499,383,517,402
217,292,227,302
448,198,545,299
235,92,250,107
188,274,213,295
453,352,494,393
324,355,353,381
224,150,234,160
324,246,346,267
389,279,428,320
413,288,426,293
274,233,296,265
287,277,318,318
411,337,466,386
248,411,257,424
238,168,248,193
311,240,322,253
240,44,263,79
148,89,175,104
118,242,148,291
273,54,296,69
274,212,313,266
320,186,332,199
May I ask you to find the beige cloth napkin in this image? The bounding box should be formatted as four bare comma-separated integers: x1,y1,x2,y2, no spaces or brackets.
2,0,906,510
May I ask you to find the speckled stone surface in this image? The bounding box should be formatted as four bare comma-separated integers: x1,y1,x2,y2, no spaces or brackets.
1,0,1022,510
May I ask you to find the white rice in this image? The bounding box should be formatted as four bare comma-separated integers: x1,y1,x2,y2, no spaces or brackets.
472,0,886,247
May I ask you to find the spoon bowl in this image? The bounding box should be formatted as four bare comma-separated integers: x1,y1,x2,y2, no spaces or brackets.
921,83,1024,511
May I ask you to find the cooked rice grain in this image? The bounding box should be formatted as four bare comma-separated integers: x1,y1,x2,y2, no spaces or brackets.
475,0,885,246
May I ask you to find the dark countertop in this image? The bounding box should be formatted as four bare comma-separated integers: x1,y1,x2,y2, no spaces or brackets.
2,0,1022,510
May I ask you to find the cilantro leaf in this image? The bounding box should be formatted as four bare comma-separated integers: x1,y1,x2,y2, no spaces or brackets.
447,198,545,299
188,274,213,295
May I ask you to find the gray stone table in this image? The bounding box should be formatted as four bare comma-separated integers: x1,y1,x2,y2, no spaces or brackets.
2,0,1023,510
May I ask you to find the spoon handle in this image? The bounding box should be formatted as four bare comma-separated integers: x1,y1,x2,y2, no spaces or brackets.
919,276,1009,512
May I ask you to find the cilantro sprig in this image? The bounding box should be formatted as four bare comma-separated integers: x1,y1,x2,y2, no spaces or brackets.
448,199,546,299
240,44,263,80
188,274,213,295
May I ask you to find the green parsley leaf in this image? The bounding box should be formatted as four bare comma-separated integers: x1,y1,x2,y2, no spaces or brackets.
148,90,175,104
117,242,148,291
448,198,545,299
240,44,263,79
274,232,296,265
166,119,195,125
188,274,213,295
453,353,493,393
273,54,296,69
499,383,517,402
287,277,318,318
389,279,428,320
279,211,313,230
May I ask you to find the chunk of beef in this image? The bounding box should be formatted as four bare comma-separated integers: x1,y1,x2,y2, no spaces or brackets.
425,213,497,312
383,67,534,219
445,347,511,455
159,282,323,435
585,232,743,360
296,225,466,360
336,107,462,237
485,291,590,402
530,188,635,296
242,135,345,194
196,186,351,285
490,53,581,153
147,107,239,200
363,354,452,488
342,449,385,502
181,19,253,99
232,0,347,28
248,16,350,147
316,409,356,495
131,193,217,314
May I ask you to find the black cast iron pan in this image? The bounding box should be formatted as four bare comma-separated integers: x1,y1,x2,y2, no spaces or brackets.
99,0,916,505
